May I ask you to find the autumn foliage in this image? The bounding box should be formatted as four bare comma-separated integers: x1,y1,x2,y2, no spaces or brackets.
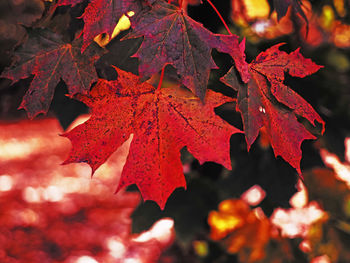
1,0,350,262
0,0,325,208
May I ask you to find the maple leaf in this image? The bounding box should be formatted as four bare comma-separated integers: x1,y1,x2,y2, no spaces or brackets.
221,43,325,174
124,0,249,100
63,67,241,209
1,29,104,119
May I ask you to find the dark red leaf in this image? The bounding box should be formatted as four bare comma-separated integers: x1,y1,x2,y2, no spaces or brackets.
221,43,324,174
1,29,104,119
63,67,241,208
124,0,249,100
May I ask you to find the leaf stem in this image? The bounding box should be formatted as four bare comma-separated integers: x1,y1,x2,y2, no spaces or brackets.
205,0,232,35
157,67,165,90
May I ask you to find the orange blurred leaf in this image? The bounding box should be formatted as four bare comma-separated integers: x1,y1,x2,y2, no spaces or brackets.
208,199,271,262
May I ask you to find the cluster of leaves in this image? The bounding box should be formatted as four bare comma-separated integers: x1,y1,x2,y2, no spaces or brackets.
0,118,174,263
0,0,325,209
230,0,350,49
0,190,149,263
206,139,350,263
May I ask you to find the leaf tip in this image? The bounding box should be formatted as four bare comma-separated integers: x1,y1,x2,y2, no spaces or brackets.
239,37,246,52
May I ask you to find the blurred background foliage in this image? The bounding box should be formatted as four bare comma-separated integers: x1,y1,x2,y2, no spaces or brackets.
0,0,350,262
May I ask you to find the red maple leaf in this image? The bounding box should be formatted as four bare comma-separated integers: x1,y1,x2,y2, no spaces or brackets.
1,29,104,119
221,43,325,174
124,0,249,100
63,67,241,208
